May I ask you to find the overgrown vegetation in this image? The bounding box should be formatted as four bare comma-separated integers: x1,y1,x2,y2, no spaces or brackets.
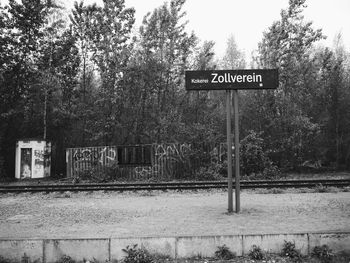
214,244,236,260
0,256,13,263
0,243,349,262
281,241,303,262
248,245,265,260
312,245,334,263
1,0,350,180
56,255,76,263
121,244,155,263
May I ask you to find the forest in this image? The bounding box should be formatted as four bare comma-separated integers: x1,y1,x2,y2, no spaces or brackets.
0,0,349,179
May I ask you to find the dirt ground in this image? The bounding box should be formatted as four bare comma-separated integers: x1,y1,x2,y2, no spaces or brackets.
0,189,349,239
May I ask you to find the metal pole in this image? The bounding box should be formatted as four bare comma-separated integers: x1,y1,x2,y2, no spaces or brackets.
233,90,240,213
226,90,233,213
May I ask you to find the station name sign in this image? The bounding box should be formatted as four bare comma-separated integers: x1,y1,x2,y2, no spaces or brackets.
185,69,278,90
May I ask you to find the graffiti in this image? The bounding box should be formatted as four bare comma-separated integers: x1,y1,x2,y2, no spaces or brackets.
73,147,117,166
134,165,160,178
154,143,191,161
99,147,117,164
67,143,219,180
34,150,44,166
153,143,193,179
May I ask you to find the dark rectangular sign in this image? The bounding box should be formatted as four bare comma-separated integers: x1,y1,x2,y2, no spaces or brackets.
185,69,278,90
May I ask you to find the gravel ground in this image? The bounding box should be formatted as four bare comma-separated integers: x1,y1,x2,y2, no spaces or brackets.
0,189,349,239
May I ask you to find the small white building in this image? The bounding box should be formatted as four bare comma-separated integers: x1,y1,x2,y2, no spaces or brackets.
15,139,51,179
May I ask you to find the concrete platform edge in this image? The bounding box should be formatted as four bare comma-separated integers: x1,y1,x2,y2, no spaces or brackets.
0,232,349,262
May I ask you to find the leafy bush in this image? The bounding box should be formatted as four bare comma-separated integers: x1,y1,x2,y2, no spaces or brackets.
0,256,13,263
270,187,284,194
56,255,76,263
240,131,267,176
312,245,334,263
122,244,154,263
248,245,265,260
240,130,281,179
214,244,236,260
194,165,221,181
281,241,303,262
73,163,130,183
262,162,282,179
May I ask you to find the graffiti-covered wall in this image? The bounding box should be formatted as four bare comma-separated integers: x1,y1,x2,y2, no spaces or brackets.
66,143,223,181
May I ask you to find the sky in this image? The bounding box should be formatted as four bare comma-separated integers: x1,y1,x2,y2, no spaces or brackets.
2,0,350,59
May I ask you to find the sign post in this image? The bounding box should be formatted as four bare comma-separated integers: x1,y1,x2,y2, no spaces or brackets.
233,89,240,212
185,69,278,213
226,90,233,212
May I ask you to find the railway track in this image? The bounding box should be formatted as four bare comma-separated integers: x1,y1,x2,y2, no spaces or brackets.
0,179,349,193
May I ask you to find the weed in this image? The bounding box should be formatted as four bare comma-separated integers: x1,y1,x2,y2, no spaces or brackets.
214,244,236,260
270,188,284,194
122,244,154,263
0,256,13,263
312,245,334,263
56,255,76,263
186,254,205,261
314,183,329,193
281,240,303,262
248,245,265,260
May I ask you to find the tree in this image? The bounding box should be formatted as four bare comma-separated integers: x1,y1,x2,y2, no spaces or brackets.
87,0,135,145
69,1,99,145
247,0,325,169
0,0,57,177
130,0,197,143
193,40,216,70
220,34,245,69
312,36,350,168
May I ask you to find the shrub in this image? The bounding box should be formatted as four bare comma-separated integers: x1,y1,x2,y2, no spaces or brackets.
281,241,303,262
312,245,334,263
194,166,220,181
56,255,76,263
262,162,282,179
240,131,267,176
240,130,282,179
214,244,236,260
248,245,265,260
122,244,154,263
314,183,328,193
270,187,284,194
0,256,13,263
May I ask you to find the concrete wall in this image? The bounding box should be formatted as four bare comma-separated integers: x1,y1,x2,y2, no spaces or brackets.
0,232,349,262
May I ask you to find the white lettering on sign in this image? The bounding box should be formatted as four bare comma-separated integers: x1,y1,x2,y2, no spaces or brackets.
211,73,263,85
191,79,209,84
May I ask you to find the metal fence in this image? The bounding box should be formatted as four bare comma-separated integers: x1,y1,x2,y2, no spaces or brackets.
66,143,230,181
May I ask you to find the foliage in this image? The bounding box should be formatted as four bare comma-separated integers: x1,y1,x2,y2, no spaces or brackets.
248,245,265,260
312,245,334,263
214,244,236,260
0,256,13,263
240,130,268,176
0,0,350,179
220,34,246,69
122,244,154,263
262,161,282,179
281,241,303,262
56,255,76,263
248,0,330,170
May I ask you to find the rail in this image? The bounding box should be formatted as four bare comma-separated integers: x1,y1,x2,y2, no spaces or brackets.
0,179,349,193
